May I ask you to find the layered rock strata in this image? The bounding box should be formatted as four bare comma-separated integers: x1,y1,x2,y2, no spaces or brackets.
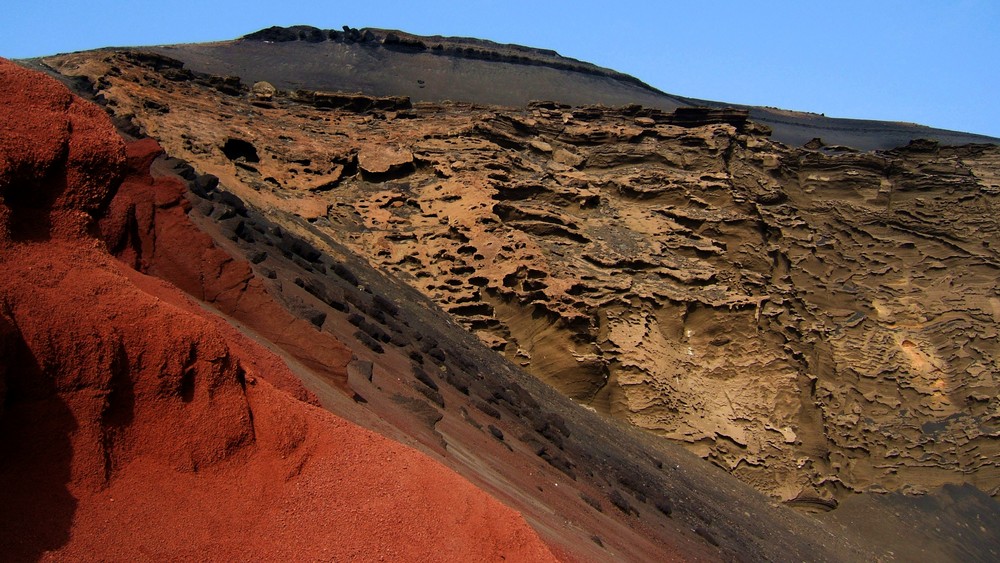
42,48,1000,508
0,58,557,562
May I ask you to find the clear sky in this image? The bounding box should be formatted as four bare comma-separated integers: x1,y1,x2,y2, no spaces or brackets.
3,0,997,138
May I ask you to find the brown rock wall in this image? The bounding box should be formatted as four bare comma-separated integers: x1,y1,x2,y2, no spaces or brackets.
45,49,1000,504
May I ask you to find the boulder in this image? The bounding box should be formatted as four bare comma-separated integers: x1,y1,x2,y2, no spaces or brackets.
251,81,276,101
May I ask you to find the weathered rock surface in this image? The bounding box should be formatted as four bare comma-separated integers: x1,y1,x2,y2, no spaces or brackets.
44,49,1000,510
7,54,895,563
0,58,558,562
358,144,415,175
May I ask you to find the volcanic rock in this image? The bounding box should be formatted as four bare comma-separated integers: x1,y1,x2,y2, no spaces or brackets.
358,144,415,175
43,48,1000,509
251,80,276,100
9,26,1000,561
0,58,557,562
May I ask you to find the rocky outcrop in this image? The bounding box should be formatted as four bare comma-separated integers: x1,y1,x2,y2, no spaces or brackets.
0,58,558,562
357,144,415,176
4,55,873,563
46,49,1000,509
289,89,412,112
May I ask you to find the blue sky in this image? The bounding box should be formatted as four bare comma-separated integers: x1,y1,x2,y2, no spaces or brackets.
3,1,997,138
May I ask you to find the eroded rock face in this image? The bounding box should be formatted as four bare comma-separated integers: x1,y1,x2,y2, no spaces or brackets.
0,58,557,562
358,144,414,175
43,50,1000,505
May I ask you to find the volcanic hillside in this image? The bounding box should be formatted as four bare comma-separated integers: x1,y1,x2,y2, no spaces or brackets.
0,58,565,562
40,41,1000,502
0,56,880,563
144,25,1000,151
3,24,1000,562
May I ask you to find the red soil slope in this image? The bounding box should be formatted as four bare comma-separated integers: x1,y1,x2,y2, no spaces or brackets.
0,58,556,562
100,136,355,398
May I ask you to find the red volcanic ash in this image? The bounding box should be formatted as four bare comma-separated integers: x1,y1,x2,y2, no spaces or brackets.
0,58,557,562
99,136,355,399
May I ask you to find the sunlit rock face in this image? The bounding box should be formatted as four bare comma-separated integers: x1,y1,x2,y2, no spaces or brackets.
43,34,1000,510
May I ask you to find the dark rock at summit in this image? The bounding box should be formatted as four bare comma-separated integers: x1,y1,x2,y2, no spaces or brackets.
132,25,1000,151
